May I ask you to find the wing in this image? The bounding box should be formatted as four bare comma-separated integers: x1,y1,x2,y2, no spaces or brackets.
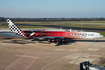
36,36,67,39
35,36,68,42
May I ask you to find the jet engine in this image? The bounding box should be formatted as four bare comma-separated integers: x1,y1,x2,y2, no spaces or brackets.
29,32,36,38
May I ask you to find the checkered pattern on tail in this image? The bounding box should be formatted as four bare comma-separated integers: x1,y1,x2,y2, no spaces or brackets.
7,19,25,37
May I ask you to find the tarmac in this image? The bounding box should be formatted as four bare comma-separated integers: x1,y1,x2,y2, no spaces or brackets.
0,31,105,70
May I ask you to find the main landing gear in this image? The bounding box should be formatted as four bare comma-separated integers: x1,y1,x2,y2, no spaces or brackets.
48,38,68,43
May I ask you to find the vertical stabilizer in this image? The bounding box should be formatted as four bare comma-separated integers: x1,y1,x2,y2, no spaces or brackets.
7,19,25,37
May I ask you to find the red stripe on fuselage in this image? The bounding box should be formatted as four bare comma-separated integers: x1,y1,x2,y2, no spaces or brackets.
22,30,83,39
22,30,29,37
34,31,81,39
35,31,66,37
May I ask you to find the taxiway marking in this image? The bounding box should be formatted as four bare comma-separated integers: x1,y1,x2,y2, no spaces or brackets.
5,53,26,70
26,53,41,70
67,41,95,70
5,53,41,70
41,58,62,70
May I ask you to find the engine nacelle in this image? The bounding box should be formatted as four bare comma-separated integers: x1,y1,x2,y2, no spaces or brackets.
29,32,36,38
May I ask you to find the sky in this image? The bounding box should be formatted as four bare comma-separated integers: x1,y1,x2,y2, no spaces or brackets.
0,0,105,18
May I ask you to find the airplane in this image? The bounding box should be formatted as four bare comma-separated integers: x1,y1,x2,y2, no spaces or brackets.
7,19,104,43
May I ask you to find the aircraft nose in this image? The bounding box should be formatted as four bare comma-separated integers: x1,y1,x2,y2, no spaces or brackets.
102,35,104,37
101,35,104,37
